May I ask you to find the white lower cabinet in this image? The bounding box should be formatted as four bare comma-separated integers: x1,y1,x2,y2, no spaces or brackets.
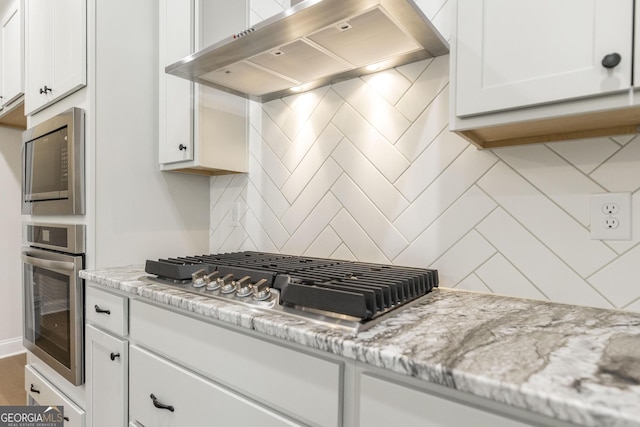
83,284,574,427
25,365,85,427
129,299,342,427
85,286,129,427
85,325,128,427
129,345,299,426
358,373,532,427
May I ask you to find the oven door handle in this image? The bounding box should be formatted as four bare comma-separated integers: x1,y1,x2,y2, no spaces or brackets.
21,254,76,272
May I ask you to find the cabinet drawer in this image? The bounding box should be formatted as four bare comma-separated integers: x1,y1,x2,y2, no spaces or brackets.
25,365,85,427
86,285,128,336
130,299,342,427
129,345,299,427
359,373,532,427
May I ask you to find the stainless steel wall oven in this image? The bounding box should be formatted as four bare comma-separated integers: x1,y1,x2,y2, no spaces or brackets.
22,223,86,385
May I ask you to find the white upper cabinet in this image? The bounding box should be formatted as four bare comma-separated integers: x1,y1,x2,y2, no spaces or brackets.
158,0,248,175
158,0,193,165
24,0,86,115
450,0,640,148
1,0,24,108
455,0,632,117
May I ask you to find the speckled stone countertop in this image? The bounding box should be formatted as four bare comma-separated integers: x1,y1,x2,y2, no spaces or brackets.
81,266,640,427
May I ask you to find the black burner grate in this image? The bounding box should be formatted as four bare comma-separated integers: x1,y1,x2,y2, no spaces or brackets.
145,251,438,321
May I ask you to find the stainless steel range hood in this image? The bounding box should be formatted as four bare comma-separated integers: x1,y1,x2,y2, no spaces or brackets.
165,0,449,102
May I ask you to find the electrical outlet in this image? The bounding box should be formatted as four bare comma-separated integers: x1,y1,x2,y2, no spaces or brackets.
590,193,631,240
229,203,239,227
602,203,619,215
603,218,619,229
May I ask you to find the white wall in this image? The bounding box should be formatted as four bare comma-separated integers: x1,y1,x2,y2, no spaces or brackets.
209,0,640,312
92,0,210,268
0,125,24,357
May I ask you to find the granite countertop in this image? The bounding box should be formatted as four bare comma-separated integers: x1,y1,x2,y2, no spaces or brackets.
80,266,640,427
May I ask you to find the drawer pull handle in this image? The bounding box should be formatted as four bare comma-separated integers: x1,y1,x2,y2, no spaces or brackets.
94,304,111,315
110,352,120,361
64,417,69,422
30,384,40,394
150,394,175,412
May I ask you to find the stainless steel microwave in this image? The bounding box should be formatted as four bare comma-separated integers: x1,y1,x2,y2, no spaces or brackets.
22,107,85,215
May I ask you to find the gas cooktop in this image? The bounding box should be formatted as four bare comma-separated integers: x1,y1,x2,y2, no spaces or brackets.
143,251,438,334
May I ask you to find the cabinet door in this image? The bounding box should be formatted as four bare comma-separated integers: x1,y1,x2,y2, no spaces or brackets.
24,0,52,113
86,325,128,427
359,374,533,427
25,365,85,427
24,0,85,115
129,345,300,427
51,0,86,102
1,1,23,107
158,0,194,164
455,0,633,117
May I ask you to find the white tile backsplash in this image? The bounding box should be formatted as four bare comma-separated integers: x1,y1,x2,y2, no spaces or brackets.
394,145,498,241
477,209,612,309
332,103,410,182
494,144,605,226
548,137,621,175
210,0,640,313
280,124,343,203
590,136,640,192
429,230,496,287
395,55,450,122
333,78,411,142
588,244,640,307
331,175,408,260
478,161,617,277
332,140,410,221
280,158,342,234
330,209,391,264
475,254,547,300
394,185,496,267
395,84,450,161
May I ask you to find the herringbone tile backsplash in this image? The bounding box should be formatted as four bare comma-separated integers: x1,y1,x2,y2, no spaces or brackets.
210,0,640,312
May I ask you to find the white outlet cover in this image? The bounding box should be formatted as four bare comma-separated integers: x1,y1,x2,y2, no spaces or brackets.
590,193,632,240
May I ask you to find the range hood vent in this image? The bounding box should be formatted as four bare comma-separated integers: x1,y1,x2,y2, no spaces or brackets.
166,0,449,102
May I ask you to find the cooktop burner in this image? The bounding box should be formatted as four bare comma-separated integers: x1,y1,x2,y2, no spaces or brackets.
143,251,438,334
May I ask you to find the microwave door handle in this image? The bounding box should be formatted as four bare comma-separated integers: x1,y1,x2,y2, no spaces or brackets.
21,255,75,272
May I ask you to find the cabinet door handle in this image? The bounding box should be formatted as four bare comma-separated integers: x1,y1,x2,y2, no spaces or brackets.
602,53,621,69
110,352,120,361
30,384,40,394
39,85,53,94
150,394,175,412
178,144,187,151
94,304,111,315
64,417,69,422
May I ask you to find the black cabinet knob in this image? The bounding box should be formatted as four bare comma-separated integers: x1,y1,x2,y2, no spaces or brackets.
602,53,621,69
110,352,120,361
178,144,187,151
150,393,175,412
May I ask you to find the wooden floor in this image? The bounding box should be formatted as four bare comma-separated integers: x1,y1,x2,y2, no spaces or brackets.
0,353,26,406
